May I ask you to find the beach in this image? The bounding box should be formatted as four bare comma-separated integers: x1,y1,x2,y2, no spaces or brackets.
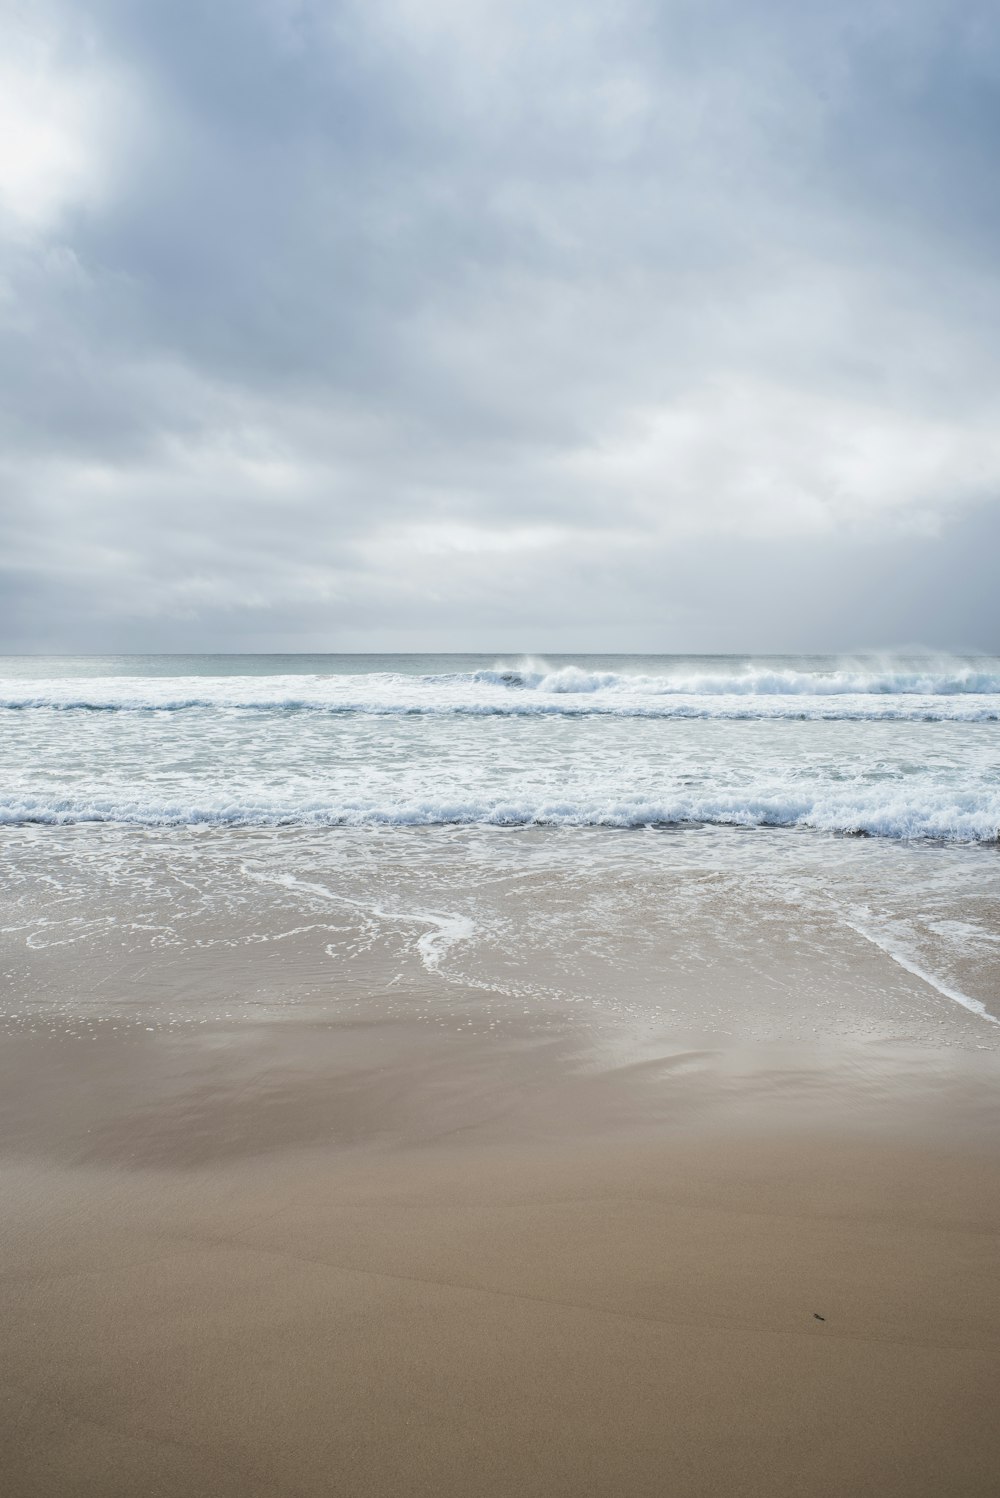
3,807,1000,1497
4,1077,1000,1498
2,656,999,1494
7,0,1000,1477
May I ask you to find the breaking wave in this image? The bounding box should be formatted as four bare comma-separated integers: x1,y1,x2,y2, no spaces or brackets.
3,658,1000,721
2,790,997,841
474,660,1000,695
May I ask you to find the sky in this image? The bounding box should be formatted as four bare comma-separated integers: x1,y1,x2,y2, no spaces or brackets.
1,0,999,653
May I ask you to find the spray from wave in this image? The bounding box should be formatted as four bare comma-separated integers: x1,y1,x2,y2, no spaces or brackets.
476,655,1000,695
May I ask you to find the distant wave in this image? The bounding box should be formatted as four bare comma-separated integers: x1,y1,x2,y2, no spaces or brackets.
2,662,1000,721
3,704,997,722
4,700,999,722
474,660,1000,695
2,790,997,841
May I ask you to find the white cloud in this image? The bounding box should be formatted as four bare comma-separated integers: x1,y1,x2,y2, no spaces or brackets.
0,10,123,232
560,380,1000,539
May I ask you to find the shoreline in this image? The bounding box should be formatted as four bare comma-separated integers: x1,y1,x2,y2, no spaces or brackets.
2,823,999,1495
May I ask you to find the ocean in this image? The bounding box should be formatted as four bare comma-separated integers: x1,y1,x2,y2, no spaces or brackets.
2,652,999,837
1,653,998,1044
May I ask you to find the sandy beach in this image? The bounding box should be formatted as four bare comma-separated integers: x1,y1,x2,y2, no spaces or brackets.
3,880,1000,1498
6,0,1000,1468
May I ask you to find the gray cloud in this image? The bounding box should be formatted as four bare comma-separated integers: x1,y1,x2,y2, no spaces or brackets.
1,0,999,651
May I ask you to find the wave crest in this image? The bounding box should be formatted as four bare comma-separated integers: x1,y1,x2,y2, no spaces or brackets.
2,791,997,841
3,656,1000,718
478,657,1000,696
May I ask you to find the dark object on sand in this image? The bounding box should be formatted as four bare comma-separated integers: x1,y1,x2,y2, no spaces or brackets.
813,1313,826,1321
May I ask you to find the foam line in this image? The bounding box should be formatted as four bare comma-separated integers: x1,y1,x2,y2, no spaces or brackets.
2,792,997,841
239,867,474,975
843,919,999,1025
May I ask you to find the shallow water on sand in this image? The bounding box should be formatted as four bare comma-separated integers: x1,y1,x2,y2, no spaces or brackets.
3,823,998,1048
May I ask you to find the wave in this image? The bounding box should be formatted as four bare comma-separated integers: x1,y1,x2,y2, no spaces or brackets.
2,666,1000,720
475,659,1000,695
2,790,997,841
2,700,997,721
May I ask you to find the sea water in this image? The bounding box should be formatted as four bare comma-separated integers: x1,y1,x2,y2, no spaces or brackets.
1,654,998,1038
1,652,999,838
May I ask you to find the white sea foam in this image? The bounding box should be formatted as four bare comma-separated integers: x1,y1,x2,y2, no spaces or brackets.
2,788,997,840
2,662,1000,720
479,658,1000,696
237,866,476,975
842,918,999,1024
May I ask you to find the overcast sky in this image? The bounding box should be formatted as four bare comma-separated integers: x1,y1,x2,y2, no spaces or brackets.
2,0,999,653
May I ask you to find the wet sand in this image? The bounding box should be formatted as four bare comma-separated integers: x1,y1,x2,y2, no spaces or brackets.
2,1011,1000,1498
3,825,1000,1496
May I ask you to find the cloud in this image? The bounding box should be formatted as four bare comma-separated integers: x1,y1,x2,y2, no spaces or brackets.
1,0,999,650
0,12,111,231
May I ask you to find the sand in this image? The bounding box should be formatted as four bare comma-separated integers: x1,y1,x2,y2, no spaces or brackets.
3,823,1000,1495
2,1006,999,1498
